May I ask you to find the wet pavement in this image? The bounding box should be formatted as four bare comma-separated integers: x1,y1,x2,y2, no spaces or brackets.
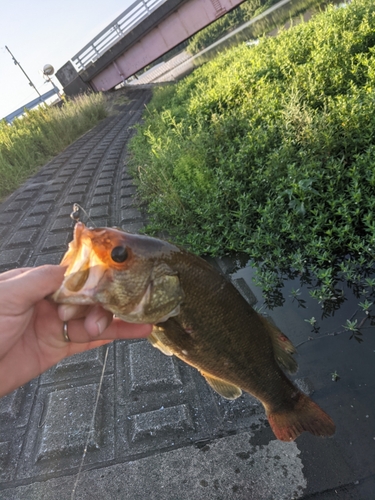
0,88,374,499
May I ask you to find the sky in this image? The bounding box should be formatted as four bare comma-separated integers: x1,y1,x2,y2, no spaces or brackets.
0,0,135,120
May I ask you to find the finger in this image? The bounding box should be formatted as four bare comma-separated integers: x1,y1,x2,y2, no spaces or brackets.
0,267,32,282
57,304,91,322
1,265,65,314
83,305,113,338
65,317,152,343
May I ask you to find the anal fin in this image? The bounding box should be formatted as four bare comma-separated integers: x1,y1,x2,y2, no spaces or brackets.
202,373,242,400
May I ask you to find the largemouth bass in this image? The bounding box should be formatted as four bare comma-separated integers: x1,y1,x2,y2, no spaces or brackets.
53,222,335,441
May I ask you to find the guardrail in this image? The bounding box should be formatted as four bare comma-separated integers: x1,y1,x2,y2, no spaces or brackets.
72,0,167,71
4,87,60,124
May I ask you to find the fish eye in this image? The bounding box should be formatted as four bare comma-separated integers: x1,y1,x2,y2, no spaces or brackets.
111,246,128,263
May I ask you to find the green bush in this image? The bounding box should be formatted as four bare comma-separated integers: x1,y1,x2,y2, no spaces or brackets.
129,0,375,307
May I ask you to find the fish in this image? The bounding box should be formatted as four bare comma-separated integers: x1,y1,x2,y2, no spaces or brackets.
53,222,335,442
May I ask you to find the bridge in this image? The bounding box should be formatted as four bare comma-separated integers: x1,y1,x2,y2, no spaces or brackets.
56,0,246,95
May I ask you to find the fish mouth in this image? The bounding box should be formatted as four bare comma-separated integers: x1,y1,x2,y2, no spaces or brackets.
53,222,106,305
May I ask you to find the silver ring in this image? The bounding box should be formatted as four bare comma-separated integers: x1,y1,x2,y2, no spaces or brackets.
63,322,70,342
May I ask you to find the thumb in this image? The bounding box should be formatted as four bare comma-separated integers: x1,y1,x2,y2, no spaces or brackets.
1,265,65,314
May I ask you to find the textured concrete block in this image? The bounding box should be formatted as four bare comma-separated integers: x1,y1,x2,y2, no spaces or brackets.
33,252,64,266
102,164,117,172
51,218,75,231
38,192,59,203
40,232,70,252
129,404,194,443
0,212,21,225
44,184,62,193
55,177,71,186
4,200,29,212
57,206,74,218
89,206,110,218
214,391,261,421
120,207,142,222
0,382,37,428
99,171,115,179
91,195,110,207
14,191,37,201
41,345,113,384
29,203,53,216
0,226,9,240
69,185,87,195
94,186,112,195
36,385,103,461
75,177,91,185
60,168,76,175
0,441,10,468
0,391,20,421
0,439,15,483
6,229,38,248
0,248,28,270
121,186,137,197
62,194,83,205
121,179,135,188
20,215,47,229
120,197,134,209
128,341,183,395
97,179,113,187
17,376,114,478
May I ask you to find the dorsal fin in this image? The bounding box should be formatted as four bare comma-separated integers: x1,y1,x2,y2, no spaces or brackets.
258,315,298,374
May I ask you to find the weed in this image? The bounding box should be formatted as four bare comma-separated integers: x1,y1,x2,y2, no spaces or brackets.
0,92,107,200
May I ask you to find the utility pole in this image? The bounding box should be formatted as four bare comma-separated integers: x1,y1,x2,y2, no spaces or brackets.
5,45,41,98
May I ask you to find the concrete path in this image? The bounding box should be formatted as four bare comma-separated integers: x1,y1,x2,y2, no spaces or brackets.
0,88,374,499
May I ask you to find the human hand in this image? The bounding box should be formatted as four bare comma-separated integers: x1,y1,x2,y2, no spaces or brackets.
0,265,152,397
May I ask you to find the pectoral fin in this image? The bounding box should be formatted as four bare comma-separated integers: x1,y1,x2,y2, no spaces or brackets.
202,373,242,400
148,328,174,356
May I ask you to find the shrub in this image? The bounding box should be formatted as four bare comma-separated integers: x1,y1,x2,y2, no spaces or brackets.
129,0,375,307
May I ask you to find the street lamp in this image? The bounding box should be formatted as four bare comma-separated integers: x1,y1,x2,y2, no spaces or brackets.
42,64,62,99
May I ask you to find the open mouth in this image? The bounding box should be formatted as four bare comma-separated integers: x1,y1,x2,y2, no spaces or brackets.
52,223,106,304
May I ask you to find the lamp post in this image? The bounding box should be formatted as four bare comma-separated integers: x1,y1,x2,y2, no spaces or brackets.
5,45,42,99
42,64,62,99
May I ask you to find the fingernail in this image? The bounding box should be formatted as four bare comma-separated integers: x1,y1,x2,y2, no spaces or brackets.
96,316,108,336
58,304,80,322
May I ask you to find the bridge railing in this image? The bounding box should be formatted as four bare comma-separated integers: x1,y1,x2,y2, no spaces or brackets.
72,0,167,71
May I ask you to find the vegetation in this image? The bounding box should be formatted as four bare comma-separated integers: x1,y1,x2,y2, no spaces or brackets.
186,0,277,54
129,0,375,311
186,0,326,54
0,92,107,200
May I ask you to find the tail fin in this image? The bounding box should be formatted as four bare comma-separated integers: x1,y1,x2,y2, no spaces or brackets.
267,393,335,441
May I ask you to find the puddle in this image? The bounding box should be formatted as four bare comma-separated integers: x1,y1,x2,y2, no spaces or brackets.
229,258,375,348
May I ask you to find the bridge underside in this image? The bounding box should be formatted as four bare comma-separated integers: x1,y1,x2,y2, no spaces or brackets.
80,0,245,92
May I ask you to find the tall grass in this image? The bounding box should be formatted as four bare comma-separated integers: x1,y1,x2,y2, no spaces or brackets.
0,92,107,200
